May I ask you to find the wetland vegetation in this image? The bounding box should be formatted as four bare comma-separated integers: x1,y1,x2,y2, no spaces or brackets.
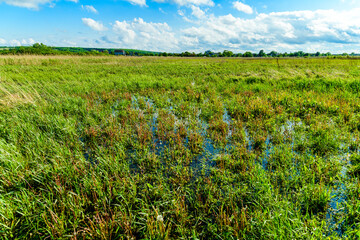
1,56,360,239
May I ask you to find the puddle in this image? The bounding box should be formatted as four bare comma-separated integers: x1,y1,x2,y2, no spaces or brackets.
261,137,272,170
191,118,217,176
326,151,350,237
189,107,237,177
134,100,235,178
222,108,232,139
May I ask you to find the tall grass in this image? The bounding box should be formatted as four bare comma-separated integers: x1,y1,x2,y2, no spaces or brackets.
1,56,360,239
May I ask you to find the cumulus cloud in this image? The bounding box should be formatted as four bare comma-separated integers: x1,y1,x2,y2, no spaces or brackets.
107,18,178,51
9,40,21,46
233,1,253,14
112,21,137,43
82,18,107,31
78,8,360,53
9,6,360,53
82,5,98,14
181,8,360,52
21,38,36,45
3,38,37,46
190,5,205,18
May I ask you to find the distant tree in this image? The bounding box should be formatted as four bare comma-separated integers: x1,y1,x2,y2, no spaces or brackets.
268,51,278,57
204,50,213,57
17,47,26,54
315,51,321,57
294,51,304,57
258,50,266,57
181,51,191,57
243,51,253,57
222,50,234,57
33,43,41,48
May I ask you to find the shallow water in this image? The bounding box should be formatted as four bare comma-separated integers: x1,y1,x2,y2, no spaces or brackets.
113,95,355,236
326,152,350,237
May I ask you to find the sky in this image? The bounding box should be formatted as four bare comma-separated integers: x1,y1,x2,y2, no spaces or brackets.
1,0,360,53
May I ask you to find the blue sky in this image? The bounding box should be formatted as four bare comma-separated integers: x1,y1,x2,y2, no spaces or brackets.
1,0,360,53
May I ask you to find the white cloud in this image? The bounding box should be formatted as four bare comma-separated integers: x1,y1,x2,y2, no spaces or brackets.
178,9,193,22
0,0,52,9
125,0,147,6
9,7,360,54
0,0,78,9
173,0,213,6
69,8,360,53
82,18,107,31
181,8,360,52
21,38,36,45
0,38,37,46
0,0,210,10
190,5,205,18
233,1,253,14
82,5,98,14
9,40,21,46
153,0,213,6
108,18,178,51
113,21,136,43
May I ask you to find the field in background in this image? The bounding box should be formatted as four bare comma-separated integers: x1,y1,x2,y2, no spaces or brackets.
1,56,360,239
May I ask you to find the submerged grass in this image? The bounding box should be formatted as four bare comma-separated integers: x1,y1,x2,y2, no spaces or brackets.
1,56,360,239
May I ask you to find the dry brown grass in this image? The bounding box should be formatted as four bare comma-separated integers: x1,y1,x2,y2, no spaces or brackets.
0,84,40,108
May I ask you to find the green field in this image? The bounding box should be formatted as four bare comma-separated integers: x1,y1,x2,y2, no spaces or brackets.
1,56,360,239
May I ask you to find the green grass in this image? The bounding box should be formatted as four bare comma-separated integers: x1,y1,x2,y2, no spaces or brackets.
1,55,360,239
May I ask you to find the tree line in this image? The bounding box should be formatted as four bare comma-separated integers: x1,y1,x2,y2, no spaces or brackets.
0,43,358,58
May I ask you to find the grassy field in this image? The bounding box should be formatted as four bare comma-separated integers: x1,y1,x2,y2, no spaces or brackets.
1,55,360,239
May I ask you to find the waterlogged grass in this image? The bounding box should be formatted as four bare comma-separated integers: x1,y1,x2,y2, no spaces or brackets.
1,56,360,239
